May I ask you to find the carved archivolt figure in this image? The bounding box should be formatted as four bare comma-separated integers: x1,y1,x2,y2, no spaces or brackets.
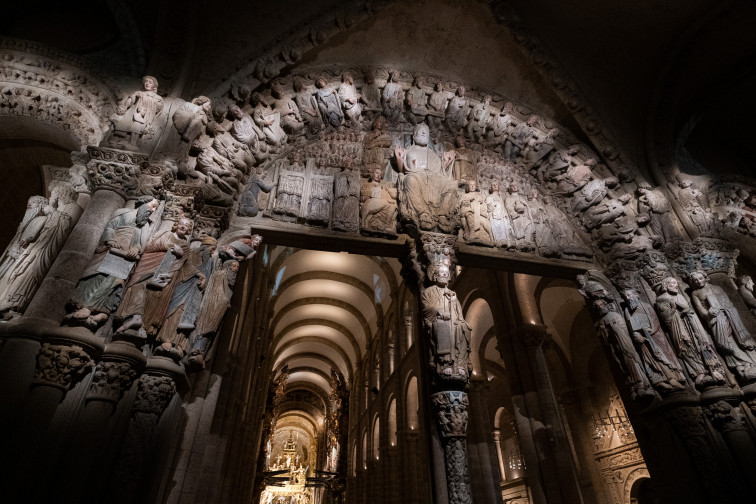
426,81,448,132
111,75,164,147
0,183,82,316
593,298,654,401
487,102,514,147
252,92,286,146
315,77,343,128
673,175,713,235
738,275,756,317
445,86,467,133
655,276,726,388
271,84,304,136
360,166,398,237
620,289,686,392
452,136,477,187
466,95,491,141
337,73,362,126
394,124,458,233
422,263,472,378
459,180,493,246
293,78,323,134
405,75,428,125
359,69,382,115
173,96,212,144
504,115,538,162
64,196,160,329
689,270,756,382
228,104,268,163
486,181,511,249
636,182,678,241
382,70,404,126
239,169,276,217
114,217,192,335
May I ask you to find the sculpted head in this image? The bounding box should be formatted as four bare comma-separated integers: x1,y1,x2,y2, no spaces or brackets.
467,180,477,193
592,298,610,316
689,270,708,289
389,70,400,82
271,84,285,99
434,264,451,287
413,75,423,87
413,124,430,146
293,78,306,93
456,86,466,97
193,96,212,112
373,116,386,131
490,180,500,193
482,95,491,105
739,275,754,291
342,72,353,85
135,196,159,225
229,104,244,120
371,167,383,183
621,289,640,309
508,181,519,194
455,135,466,148
315,77,327,89
435,81,444,92
661,276,679,294
527,115,539,126
175,217,192,239
142,75,158,92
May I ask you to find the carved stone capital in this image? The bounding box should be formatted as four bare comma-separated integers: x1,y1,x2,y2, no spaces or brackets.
33,343,94,391
664,238,739,280
132,374,176,417
705,400,746,434
87,341,147,403
194,204,231,238
163,192,196,222
86,146,145,198
431,390,469,439
666,405,707,438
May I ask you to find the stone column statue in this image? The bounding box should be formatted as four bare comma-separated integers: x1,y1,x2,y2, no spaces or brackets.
114,216,192,335
655,276,727,388
421,263,472,379
0,182,83,317
689,270,756,383
620,289,687,393
63,196,160,329
592,297,655,401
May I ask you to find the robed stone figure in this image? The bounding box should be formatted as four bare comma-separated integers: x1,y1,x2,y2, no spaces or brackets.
422,264,471,378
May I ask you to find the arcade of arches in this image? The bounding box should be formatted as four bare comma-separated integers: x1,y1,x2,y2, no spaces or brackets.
1,2,755,504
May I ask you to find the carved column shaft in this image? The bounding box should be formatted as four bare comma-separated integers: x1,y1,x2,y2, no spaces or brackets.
705,400,756,495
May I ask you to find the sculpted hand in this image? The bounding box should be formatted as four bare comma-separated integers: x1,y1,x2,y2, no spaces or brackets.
394,145,405,160
117,106,126,115
172,244,184,257
443,150,456,165
126,246,140,260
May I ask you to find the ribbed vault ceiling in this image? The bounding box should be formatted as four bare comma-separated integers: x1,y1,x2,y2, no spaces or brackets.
269,247,402,403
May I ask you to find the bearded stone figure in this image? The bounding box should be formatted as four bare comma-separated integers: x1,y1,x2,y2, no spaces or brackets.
154,236,218,360
186,236,261,371
360,166,397,237
655,276,727,388
458,180,493,246
421,263,472,380
0,195,48,283
64,196,160,329
110,75,164,148
593,298,655,401
689,270,756,382
0,183,82,317
738,275,756,316
620,289,687,393
114,217,192,335
394,124,458,233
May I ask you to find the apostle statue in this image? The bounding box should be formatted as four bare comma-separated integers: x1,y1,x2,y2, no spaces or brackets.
394,124,458,233
382,70,404,126
0,183,82,317
620,289,686,392
655,276,726,388
421,263,471,379
332,161,360,233
689,270,756,382
593,298,655,401
186,236,262,371
486,181,512,249
114,216,192,335
337,72,362,126
64,196,160,329
315,77,343,128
